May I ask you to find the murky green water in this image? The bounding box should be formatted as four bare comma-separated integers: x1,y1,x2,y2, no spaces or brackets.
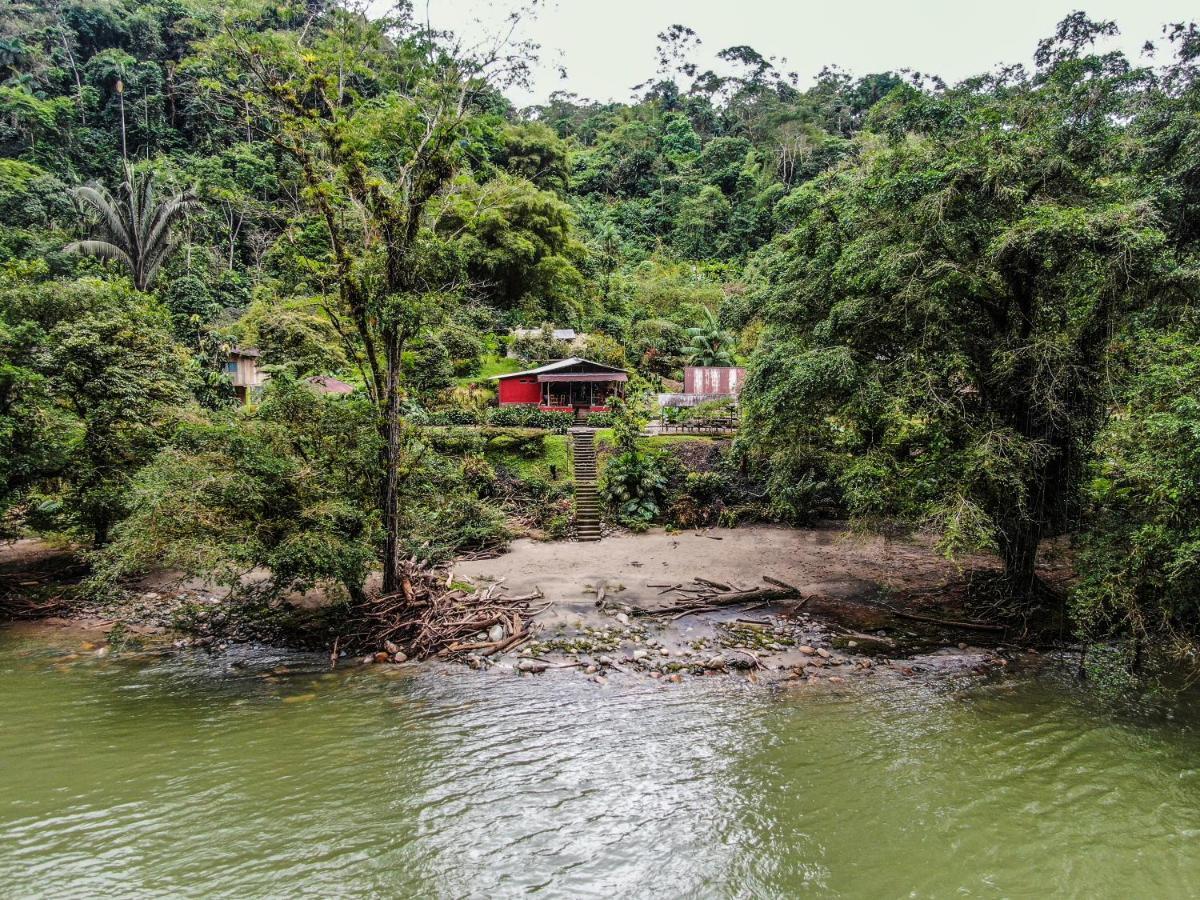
2,630,1199,898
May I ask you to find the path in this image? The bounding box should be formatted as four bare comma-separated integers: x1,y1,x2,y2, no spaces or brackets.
570,428,601,541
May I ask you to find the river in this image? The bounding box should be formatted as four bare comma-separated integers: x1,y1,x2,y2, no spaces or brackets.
2,627,1199,898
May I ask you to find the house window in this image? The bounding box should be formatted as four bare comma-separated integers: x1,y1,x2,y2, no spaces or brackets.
225,361,238,375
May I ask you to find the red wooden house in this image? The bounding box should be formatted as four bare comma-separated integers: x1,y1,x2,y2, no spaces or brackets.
493,357,628,418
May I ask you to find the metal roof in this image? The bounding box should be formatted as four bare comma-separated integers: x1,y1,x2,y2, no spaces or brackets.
491,357,627,380
512,327,577,341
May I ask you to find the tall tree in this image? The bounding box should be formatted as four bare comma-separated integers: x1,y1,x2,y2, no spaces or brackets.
740,16,1179,596
202,2,534,593
65,165,196,291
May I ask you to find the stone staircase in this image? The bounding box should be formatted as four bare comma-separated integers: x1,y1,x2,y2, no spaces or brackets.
570,429,601,542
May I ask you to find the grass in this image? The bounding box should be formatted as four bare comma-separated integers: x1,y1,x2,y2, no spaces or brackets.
485,432,570,485
456,354,525,386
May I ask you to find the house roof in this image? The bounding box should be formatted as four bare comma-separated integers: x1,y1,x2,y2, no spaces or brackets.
512,327,577,341
305,375,355,395
229,346,261,358
492,357,627,380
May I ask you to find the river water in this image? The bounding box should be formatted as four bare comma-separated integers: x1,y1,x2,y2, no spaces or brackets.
2,629,1199,898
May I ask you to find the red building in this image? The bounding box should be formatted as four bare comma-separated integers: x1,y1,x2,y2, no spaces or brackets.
494,357,628,417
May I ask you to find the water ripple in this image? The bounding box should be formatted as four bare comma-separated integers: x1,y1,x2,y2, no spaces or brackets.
2,637,1200,897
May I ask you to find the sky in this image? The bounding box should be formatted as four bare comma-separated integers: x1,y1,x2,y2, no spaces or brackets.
419,0,1198,107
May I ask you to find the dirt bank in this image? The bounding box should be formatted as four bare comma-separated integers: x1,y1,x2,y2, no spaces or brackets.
456,524,995,615
3,527,1063,687
446,524,1045,686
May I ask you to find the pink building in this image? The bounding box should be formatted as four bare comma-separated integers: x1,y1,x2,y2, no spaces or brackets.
683,366,746,397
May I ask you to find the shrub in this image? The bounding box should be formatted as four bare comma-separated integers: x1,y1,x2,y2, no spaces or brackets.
584,411,614,427
426,408,483,426
486,405,574,431
669,471,731,528
600,450,672,528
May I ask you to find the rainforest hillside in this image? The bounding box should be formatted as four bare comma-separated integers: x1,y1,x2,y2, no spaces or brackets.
2,1,1200,664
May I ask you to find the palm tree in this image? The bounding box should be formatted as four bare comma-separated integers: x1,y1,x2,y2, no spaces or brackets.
65,165,196,292
682,305,736,367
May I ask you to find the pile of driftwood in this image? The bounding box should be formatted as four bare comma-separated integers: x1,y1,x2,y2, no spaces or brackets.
644,576,805,619
351,560,546,662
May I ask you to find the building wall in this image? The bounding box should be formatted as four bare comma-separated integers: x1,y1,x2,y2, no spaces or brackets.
498,375,542,404
683,366,745,396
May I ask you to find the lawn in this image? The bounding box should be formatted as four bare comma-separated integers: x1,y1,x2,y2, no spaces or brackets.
457,354,525,386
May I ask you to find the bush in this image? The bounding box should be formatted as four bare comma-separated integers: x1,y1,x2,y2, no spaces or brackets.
600,450,672,527
669,471,730,528
486,405,574,431
584,411,614,427
426,408,483,426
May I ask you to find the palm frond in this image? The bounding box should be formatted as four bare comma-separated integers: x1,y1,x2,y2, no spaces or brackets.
69,185,133,250
63,239,135,273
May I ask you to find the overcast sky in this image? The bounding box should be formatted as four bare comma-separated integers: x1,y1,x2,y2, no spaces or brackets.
420,0,1197,107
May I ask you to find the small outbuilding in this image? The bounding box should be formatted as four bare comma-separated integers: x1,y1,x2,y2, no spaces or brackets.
225,347,267,404
683,365,746,396
493,357,628,419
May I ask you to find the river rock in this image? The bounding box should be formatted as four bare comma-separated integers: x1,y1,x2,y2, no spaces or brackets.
585,664,598,675
517,659,548,674
633,648,649,661
798,645,817,655
816,648,832,659
384,640,400,655
705,655,727,671
373,651,391,663
393,651,407,664
487,624,505,643
597,655,614,667
615,612,630,626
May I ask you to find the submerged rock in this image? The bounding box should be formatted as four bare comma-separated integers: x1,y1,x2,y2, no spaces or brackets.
517,659,548,674
487,624,505,643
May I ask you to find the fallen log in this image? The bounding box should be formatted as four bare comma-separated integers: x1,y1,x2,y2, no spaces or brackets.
645,581,804,618
859,598,1006,632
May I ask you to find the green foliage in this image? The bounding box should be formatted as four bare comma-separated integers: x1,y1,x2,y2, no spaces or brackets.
682,305,736,366
93,376,382,598
600,450,673,527
64,165,197,292
487,405,575,431
238,298,347,377
511,324,567,363
437,175,586,320
1074,332,1200,649
599,386,671,526
579,332,627,368
10,279,191,545
669,470,729,528
739,33,1179,592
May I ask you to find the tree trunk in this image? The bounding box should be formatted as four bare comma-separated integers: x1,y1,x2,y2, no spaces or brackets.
380,337,403,595
1001,520,1041,598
